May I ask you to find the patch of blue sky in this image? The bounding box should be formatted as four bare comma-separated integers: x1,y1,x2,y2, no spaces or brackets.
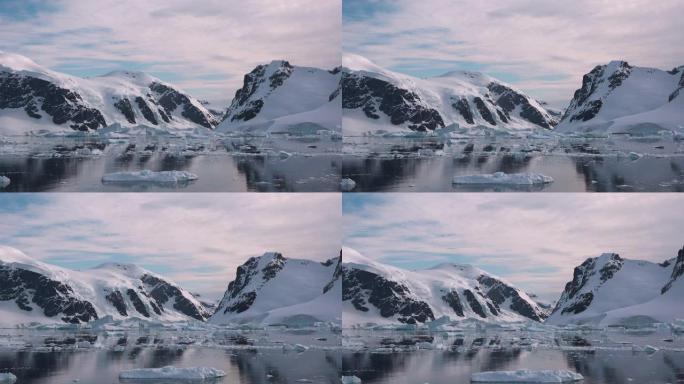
0,194,51,214
343,0,398,22
0,0,59,21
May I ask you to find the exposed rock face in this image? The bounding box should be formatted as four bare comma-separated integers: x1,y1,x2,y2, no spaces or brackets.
135,96,158,125
0,73,107,131
223,61,295,123
218,257,262,314
342,72,445,131
0,265,98,323
561,61,632,123
113,98,136,124
662,245,684,294
141,274,211,321
323,251,342,294
150,82,216,128
487,83,553,128
451,97,474,124
342,266,435,324
477,275,547,321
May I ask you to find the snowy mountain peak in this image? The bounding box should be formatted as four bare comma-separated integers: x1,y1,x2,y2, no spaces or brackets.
547,246,684,326
556,60,683,135
342,248,548,326
0,51,52,76
342,54,559,135
210,252,340,326
0,247,211,326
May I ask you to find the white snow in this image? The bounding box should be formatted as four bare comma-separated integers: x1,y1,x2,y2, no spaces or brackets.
340,178,356,191
218,61,340,134
0,51,216,136
0,176,9,188
471,369,584,383
101,170,198,184
0,373,17,383
546,252,682,326
0,246,208,327
210,252,341,327
341,376,362,384
453,172,554,185
119,366,226,380
342,247,546,327
342,53,557,136
556,62,684,135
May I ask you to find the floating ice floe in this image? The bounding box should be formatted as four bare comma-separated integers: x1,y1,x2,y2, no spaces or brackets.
119,366,226,380
341,376,362,384
453,172,554,185
102,170,198,184
340,178,357,191
0,373,17,383
471,369,584,383
0,176,10,188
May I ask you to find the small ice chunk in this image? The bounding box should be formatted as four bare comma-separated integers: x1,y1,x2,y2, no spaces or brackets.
294,344,309,352
119,366,226,380
453,172,553,185
340,178,357,191
0,373,17,383
628,152,642,161
341,376,362,384
0,176,10,189
471,369,583,383
102,170,198,184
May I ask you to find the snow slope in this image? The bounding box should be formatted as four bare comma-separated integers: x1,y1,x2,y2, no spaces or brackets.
217,61,341,134
0,51,218,135
556,61,684,135
210,252,341,326
0,246,211,326
342,53,558,135
342,247,547,326
547,246,684,326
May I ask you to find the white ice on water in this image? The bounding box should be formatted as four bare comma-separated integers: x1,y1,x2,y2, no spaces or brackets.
340,178,357,191
0,373,17,383
471,369,584,383
119,366,226,380
101,170,198,183
453,172,554,185
0,176,9,188
341,376,362,384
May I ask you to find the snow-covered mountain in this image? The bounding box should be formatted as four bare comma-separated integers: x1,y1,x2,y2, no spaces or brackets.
342,54,559,135
547,245,684,326
217,60,341,134
0,246,212,326
555,61,684,135
342,248,548,327
210,252,341,327
0,51,219,135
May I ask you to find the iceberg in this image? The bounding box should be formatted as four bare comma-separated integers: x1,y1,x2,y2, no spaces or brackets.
119,366,226,380
471,369,584,383
453,172,553,185
102,170,198,184
0,176,9,188
0,373,16,383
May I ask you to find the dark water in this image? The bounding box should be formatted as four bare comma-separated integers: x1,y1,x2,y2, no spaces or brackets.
342,136,684,192
0,136,341,192
342,328,684,383
342,348,684,384
0,329,341,384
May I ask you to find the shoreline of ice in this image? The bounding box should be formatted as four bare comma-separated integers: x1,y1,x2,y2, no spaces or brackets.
453,172,554,185
101,170,199,184
471,369,584,383
119,366,226,380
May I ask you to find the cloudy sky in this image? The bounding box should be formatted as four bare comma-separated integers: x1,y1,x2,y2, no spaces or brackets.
0,0,341,105
0,194,341,301
343,0,684,108
344,193,684,301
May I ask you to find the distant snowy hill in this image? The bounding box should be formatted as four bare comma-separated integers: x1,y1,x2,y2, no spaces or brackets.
342,247,548,327
0,51,218,135
217,60,341,135
342,54,559,135
547,245,684,326
555,61,684,135
0,246,211,326
210,251,341,327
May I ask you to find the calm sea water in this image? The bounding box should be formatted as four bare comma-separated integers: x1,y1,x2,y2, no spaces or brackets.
0,136,341,192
